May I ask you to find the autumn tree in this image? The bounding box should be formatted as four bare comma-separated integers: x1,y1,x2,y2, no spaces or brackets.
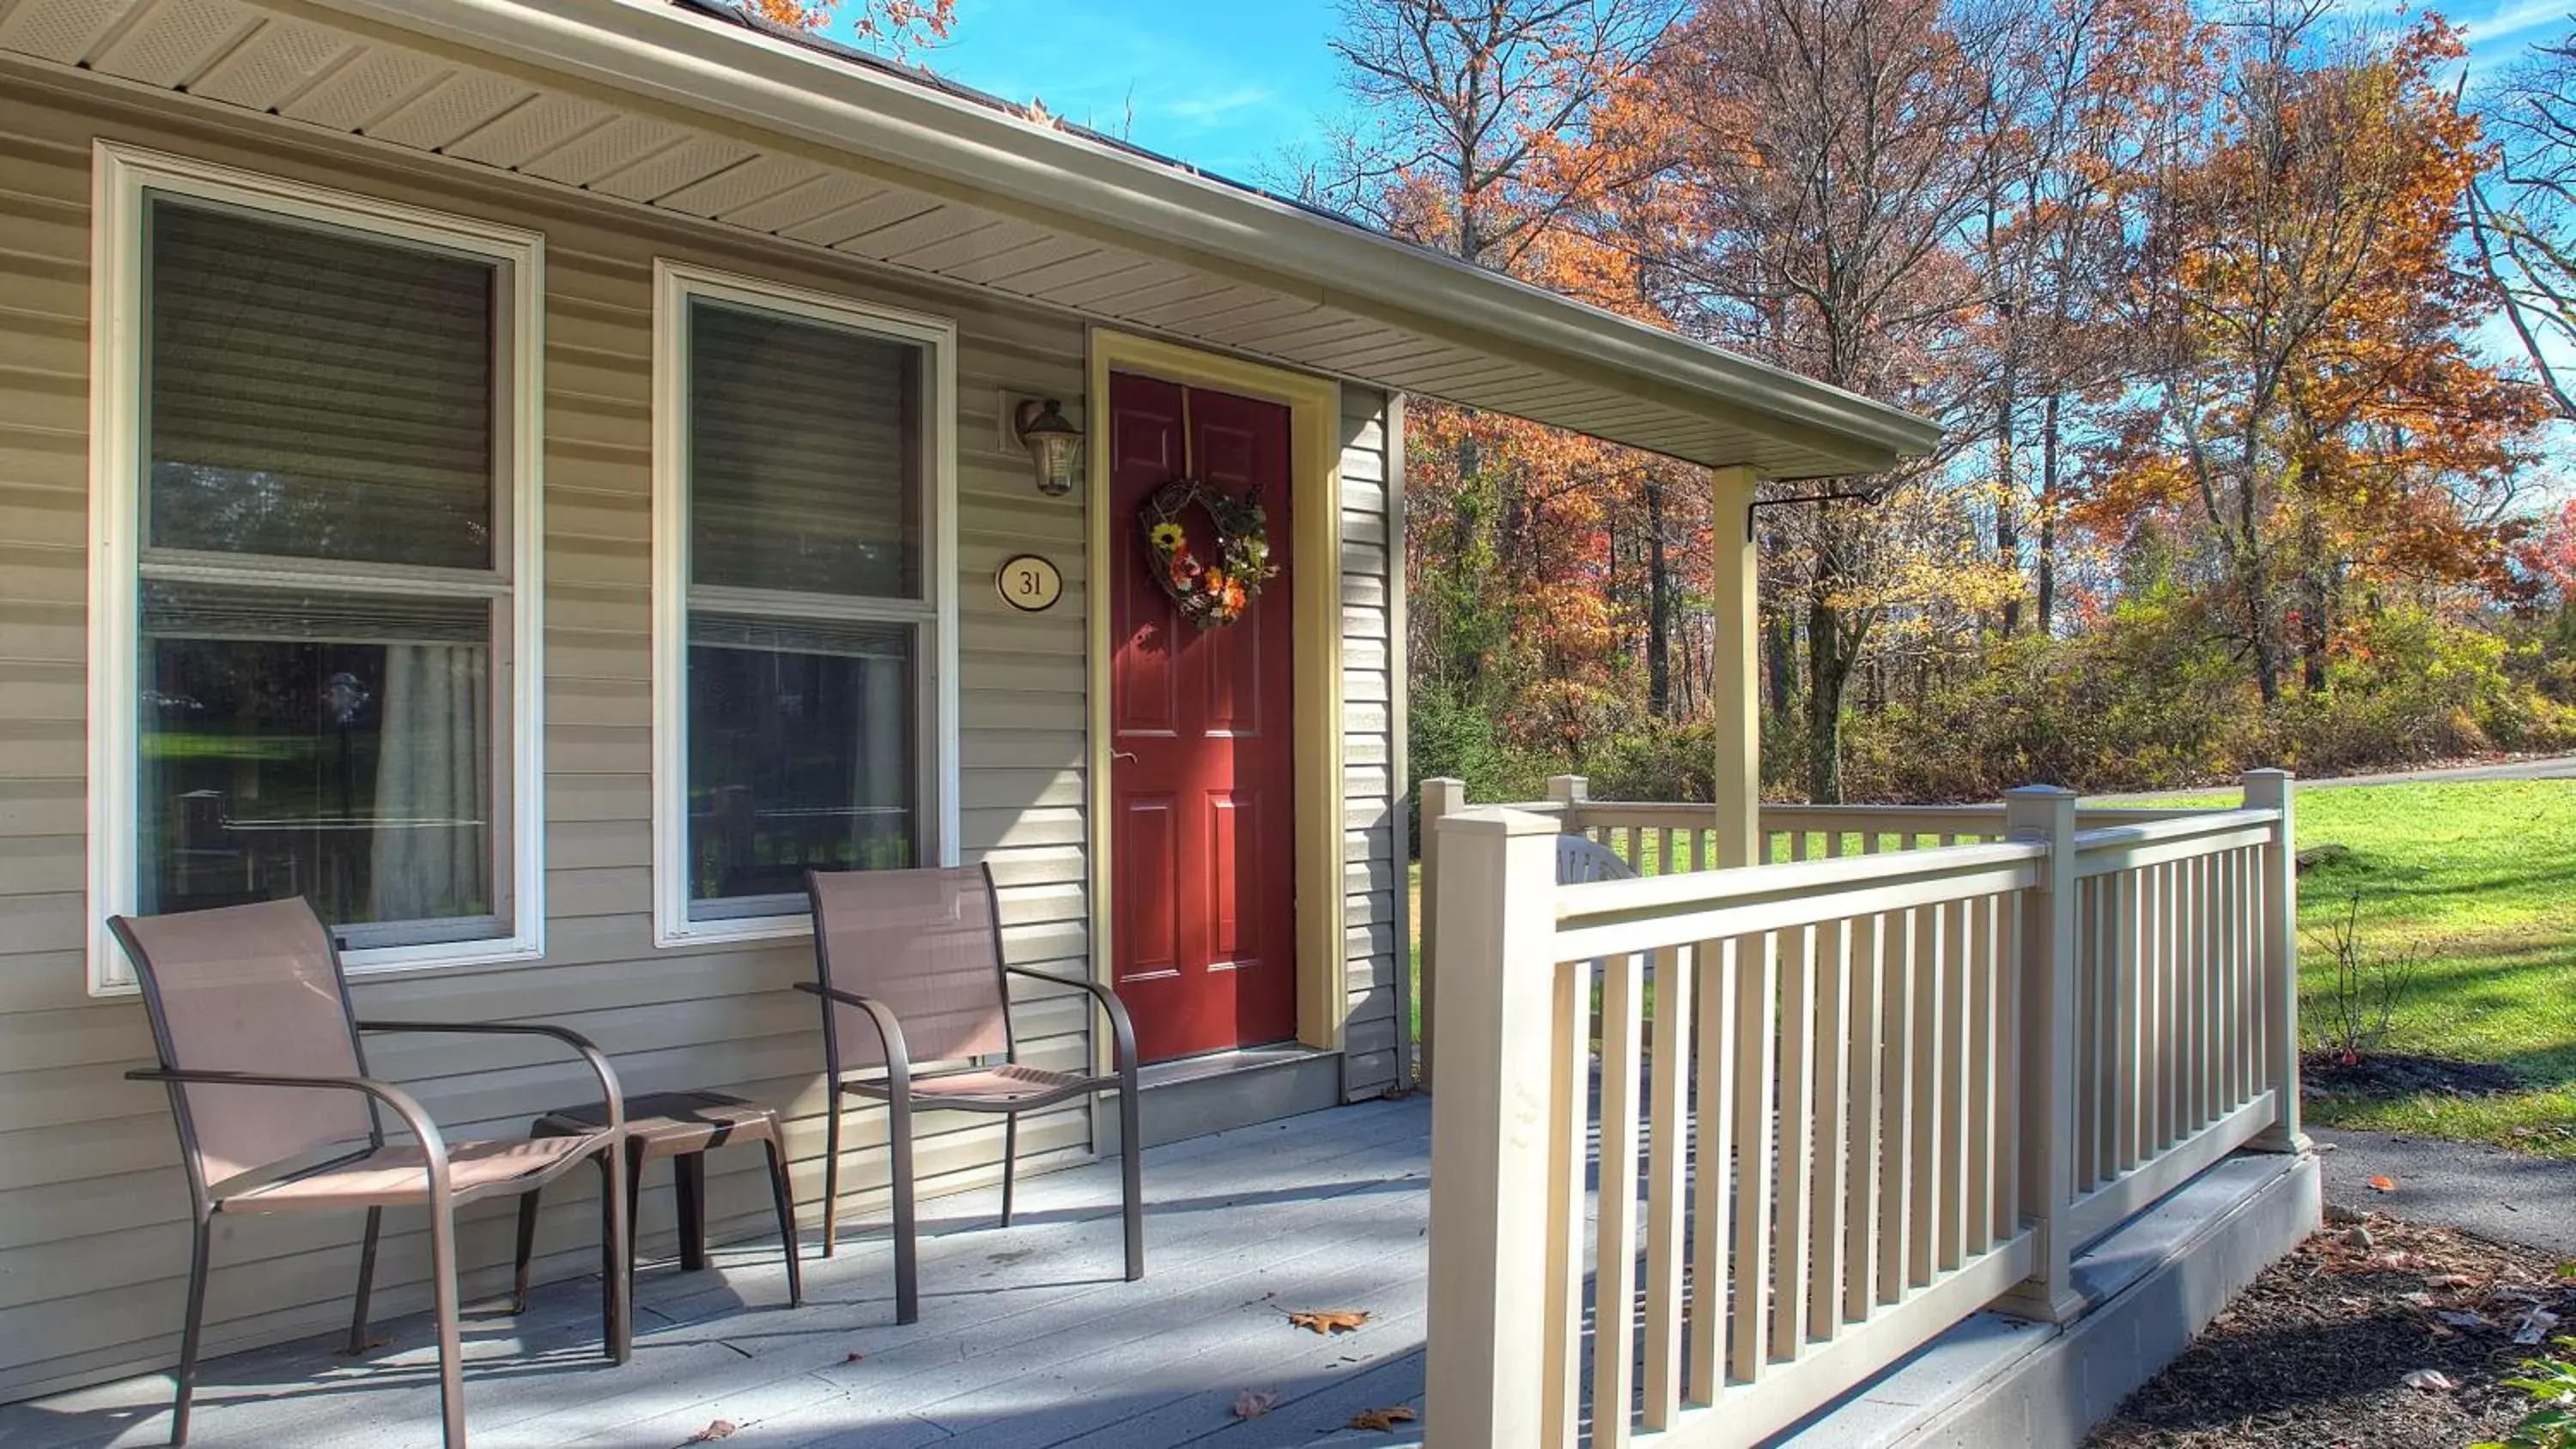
1963,0,2208,635
2088,5,2547,703
2472,18,2576,421
1601,0,2026,800
747,0,953,55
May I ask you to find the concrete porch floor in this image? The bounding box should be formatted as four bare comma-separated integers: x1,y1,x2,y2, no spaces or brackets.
0,1090,2318,1449
1,1097,1440,1449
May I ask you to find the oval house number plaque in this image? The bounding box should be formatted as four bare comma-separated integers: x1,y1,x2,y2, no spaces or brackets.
996,554,1064,613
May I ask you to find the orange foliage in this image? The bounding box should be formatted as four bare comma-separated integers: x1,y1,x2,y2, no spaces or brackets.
744,0,952,57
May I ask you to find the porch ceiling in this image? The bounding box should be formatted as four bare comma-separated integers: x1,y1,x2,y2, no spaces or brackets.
0,0,1941,476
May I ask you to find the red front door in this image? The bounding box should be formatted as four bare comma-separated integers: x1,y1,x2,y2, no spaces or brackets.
1108,372,1299,1063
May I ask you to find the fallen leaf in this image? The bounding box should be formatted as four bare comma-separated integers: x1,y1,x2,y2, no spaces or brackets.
2427,1274,2478,1289
688,1422,738,1444
2437,1311,2490,1329
2517,1308,2561,1346
1288,1309,1371,1335
333,1336,388,1358
1350,1405,1419,1432
1231,1389,1279,1420
2403,1368,2458,1392
2368,1175,2398,1192
2557,1260,2576,1280
844,1351,865,1363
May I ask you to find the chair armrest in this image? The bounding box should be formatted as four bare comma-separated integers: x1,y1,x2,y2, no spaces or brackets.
792,982,915,1096
127,1066,453,1190
356,1020,625,1143
1003,967,1139,1076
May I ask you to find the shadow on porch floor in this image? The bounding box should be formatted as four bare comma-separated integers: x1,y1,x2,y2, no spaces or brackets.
0,1097,1438,1449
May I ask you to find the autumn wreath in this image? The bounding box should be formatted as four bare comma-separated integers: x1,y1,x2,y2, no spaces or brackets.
1141,477,1279,628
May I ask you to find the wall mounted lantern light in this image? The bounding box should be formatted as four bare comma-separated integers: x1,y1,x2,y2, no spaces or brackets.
1014,397,1083,496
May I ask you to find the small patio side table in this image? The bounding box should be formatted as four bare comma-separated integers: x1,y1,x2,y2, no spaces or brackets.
512,1089,803,1308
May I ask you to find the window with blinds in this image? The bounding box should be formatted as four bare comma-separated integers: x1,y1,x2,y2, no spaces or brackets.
665,281,942,929
128,193,519,949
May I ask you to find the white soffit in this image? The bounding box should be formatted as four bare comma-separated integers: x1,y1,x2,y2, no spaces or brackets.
0,0,1942,475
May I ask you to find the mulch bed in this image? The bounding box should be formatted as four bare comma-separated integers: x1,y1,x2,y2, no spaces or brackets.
2088,1213,2575,1447
2302,1052,2527,1104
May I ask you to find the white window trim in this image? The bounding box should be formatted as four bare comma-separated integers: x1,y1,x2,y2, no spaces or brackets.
85,142,547,996
649,260,961,948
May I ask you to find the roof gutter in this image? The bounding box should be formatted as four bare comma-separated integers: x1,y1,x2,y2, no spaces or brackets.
284,0,1942,470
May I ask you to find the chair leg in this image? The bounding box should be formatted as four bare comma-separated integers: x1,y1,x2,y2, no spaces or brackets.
999,1114,1018,1229
604,1140,633,1365
510,1185,542,1314
349,1205,384,1350
675,1152,707,1272
168,1216,211,1447
428,1204,467,1449
823,1094,843,1258
1119,1079,1145,1282
761,1137,804,1307
890,1093,919,1325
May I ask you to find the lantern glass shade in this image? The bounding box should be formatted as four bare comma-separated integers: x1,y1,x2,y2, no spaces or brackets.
1015,397,1082,496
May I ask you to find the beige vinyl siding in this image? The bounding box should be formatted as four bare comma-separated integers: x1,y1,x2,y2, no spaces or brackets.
1337,387,1404,1099
0,87,1109,1401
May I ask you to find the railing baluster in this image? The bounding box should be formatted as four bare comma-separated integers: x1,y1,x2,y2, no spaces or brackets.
2232,846,2251,1106
1879,908,1915,1306
1940,898,1971,1272
1909,904,1943,1288
1643,944,1693,1428
1813,919,1853,1343
1845,912,1885,1326
1596,952,1646,1449
1964,895,1996,1257
2194,851,2215,1128
2072,876,2096,1193
1773,925,1818,1360
1996,889,2023,1242
1541,958,1589,1446
1732,931,1780,1383
1689,937,1738,1404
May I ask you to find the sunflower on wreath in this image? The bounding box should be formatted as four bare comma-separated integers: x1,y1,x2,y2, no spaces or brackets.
1141,477,1278,628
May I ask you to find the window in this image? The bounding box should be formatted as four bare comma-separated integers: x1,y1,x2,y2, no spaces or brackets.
87,144,544,993
652,263,957,944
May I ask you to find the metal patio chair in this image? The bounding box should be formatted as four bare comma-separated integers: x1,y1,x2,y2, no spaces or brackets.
799,862,1143,1325
109,898,632,1448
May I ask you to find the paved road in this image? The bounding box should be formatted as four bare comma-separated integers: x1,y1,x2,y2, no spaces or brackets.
2287,755,2576,789
2314,1125,2576,1257
2094,754,2576,803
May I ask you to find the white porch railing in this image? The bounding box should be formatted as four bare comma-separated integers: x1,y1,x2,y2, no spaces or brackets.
1418,777,2221,1091
1422,773,2301,1448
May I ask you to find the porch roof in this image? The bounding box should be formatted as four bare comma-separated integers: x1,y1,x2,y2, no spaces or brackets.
0,0,1940,476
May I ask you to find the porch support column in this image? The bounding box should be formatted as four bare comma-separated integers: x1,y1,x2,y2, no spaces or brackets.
1710,464,1762,867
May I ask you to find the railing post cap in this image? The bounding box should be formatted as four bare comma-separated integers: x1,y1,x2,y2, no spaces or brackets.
2244,767,2294,781
2002,784,2078,800
1435,805,1564,840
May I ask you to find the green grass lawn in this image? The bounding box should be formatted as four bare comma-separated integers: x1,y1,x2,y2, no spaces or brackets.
2138,780,2576,1152
1408,780,2576,1153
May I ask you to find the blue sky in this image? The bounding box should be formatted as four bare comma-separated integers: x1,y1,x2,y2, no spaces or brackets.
847,0,2567,187
838,0,1343,181
841,1,2573,487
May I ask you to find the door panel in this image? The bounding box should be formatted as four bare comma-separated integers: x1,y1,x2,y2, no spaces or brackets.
1107,372,1298,1062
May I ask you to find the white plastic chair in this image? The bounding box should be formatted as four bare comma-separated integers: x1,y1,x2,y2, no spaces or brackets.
1556,833,1639,884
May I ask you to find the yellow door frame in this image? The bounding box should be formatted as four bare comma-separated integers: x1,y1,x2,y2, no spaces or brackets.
1084,328,1347,1070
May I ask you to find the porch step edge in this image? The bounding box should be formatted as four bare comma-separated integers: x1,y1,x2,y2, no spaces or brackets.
1118,1046,1346,1149
1780,1149,2322,1448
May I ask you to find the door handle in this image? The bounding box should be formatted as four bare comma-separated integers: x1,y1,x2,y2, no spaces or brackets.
1111,750,1139,763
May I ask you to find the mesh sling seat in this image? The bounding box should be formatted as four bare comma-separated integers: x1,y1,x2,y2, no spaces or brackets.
109,899,633,1448
799,863,1144,1325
